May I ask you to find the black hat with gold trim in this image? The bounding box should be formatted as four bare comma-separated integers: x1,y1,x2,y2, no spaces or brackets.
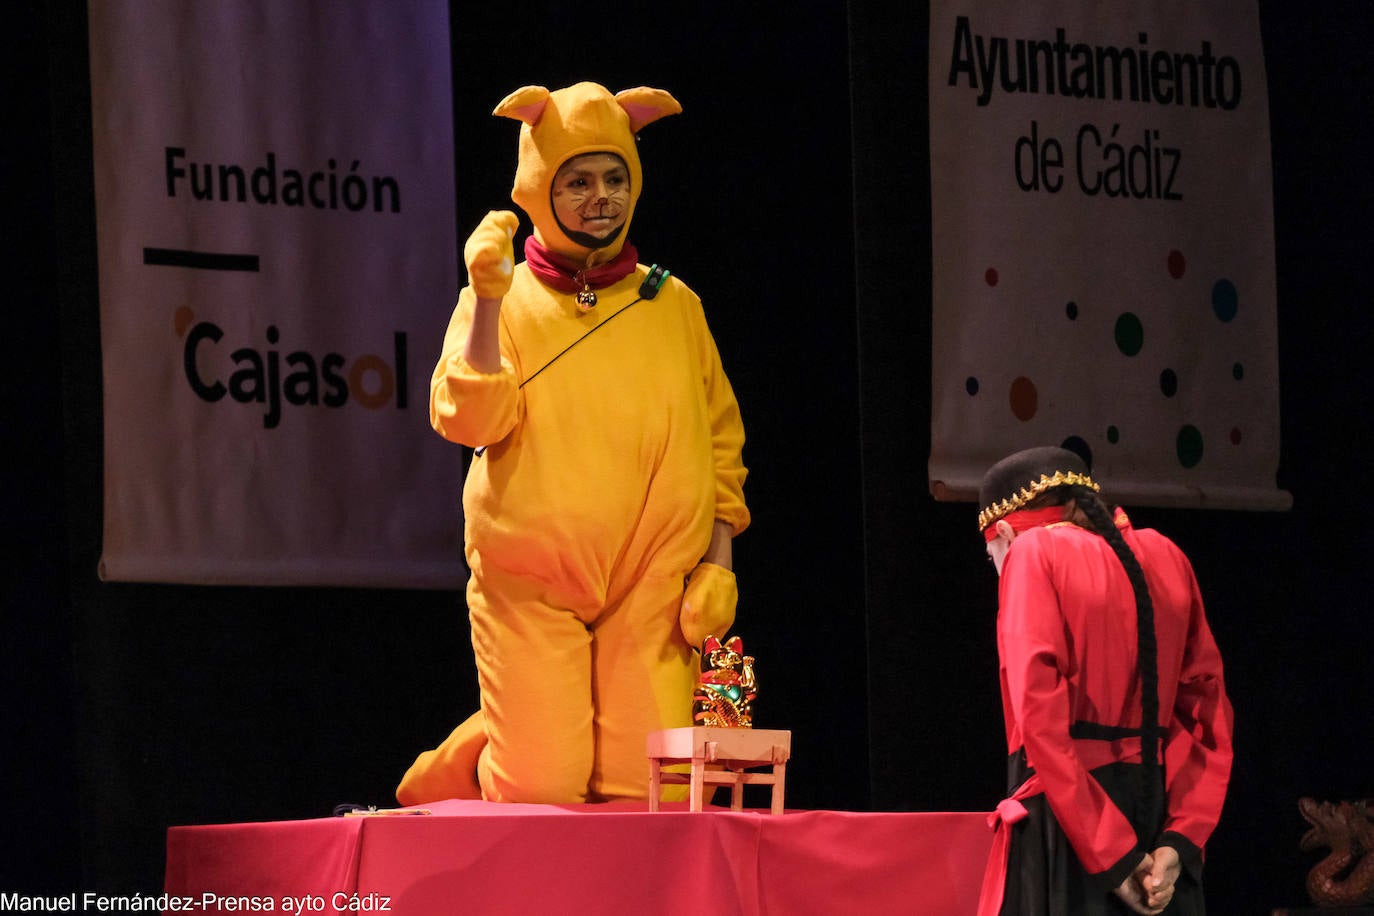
977,446,1099,533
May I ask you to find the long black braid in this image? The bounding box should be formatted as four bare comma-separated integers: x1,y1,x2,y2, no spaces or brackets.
1068,486,1163,829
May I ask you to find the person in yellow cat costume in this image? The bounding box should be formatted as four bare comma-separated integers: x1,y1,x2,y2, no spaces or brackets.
397,82,750,805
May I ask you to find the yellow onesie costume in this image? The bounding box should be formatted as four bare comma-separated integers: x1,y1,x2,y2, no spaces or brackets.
397,82,749,805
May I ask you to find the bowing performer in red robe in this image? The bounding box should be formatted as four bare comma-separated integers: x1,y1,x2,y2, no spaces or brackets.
975,446,1234,915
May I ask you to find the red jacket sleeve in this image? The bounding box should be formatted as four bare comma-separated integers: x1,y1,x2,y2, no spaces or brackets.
1159,549,1234,856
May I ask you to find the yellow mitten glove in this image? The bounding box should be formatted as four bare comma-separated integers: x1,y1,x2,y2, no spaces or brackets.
463,210,519,299
679,562,738,648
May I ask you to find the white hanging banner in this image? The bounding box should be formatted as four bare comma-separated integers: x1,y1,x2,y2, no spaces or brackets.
928,1,1290,510
89,1,466,586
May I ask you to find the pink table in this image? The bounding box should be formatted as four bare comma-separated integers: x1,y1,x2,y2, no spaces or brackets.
165,799,994,915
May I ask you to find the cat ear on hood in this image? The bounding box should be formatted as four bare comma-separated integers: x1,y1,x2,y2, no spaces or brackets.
493,85,550,125
615,87,682,133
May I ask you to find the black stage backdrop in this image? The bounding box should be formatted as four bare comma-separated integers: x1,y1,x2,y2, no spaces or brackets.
9,3,1372,913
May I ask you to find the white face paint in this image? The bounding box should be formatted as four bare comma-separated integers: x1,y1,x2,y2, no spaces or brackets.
986,520,1017,576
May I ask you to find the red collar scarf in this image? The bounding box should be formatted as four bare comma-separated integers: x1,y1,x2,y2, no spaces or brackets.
523,236,639,293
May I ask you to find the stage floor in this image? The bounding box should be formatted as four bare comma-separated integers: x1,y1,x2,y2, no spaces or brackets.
164,799,994,915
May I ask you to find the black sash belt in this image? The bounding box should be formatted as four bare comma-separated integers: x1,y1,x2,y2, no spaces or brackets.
1008,722,1146,792
1068,720,1143,741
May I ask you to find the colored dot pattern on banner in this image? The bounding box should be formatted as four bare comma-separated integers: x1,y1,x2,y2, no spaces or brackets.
1160,369,1178,398
1115,313,1144,357
1061,435,1093,469
1168,249,1186,279
1212,279,1238,322
1009,376,1037,421
1178,424,1204,468
963,253,1248,471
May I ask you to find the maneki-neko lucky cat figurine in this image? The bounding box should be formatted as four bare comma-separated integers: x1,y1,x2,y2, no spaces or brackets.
693,635,756,728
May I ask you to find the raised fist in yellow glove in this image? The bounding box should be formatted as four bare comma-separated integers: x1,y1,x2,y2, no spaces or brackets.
464,210,519,300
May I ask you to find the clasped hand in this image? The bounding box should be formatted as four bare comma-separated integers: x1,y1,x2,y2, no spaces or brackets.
1112,846,1180,915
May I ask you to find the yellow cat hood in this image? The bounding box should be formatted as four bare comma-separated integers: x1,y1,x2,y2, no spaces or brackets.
495,82,681,263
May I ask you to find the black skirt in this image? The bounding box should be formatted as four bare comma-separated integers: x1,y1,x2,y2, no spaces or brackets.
1000,754,1207,916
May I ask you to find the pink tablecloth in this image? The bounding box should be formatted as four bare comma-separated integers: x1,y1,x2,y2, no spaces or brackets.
164,800,993,916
